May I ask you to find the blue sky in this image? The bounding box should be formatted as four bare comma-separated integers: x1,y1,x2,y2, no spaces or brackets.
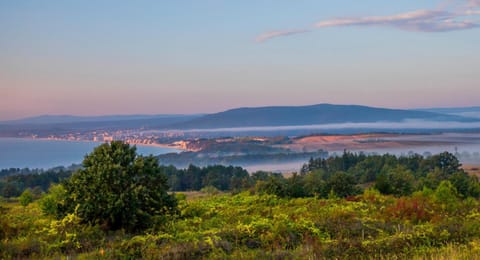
1,0,479,120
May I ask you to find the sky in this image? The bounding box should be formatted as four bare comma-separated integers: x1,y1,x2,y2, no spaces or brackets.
1,0,479,120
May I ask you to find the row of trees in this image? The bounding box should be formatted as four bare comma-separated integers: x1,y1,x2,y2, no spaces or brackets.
0,168,43,178
156,149,328,169
0,164,253,198
258,151,480,198
0,169,72,197
162,164,251,192
301,151,462,179
3,148,478,201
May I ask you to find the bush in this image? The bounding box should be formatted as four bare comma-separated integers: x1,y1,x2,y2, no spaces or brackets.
61,141,177,232
19,189,33,207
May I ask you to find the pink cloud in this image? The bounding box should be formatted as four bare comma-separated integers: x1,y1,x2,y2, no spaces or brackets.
257,0,480,42
468,0,480,7
315,10,446,28
255,29,310,43
314,9,479,32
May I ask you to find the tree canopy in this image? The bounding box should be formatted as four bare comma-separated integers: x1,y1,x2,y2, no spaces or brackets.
61,141,177,231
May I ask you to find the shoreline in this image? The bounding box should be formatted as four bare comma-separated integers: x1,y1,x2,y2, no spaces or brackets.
2,136,186,152
124,141,185,151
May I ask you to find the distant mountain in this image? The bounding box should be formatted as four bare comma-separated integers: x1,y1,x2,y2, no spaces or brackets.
1,105,479,137
416,106,480,119
0,114,202,137
2,114,202,125
170,104,478,129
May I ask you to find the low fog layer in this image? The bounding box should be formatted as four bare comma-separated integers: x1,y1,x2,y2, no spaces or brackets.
245,133,480,173
168,120,480,133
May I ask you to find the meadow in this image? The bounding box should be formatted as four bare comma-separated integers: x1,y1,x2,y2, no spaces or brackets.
2,188,480,259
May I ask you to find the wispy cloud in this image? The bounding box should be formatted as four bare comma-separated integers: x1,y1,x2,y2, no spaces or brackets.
255,29,310,43
467,0,480,7
314,9,478,32
257,0,480,42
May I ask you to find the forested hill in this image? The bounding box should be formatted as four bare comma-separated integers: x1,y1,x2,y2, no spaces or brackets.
170,103,476,129
2,104,478,135
0,114,201,135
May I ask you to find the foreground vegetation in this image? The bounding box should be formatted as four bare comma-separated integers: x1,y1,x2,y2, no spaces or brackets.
2,189,480,259
2,141,480,259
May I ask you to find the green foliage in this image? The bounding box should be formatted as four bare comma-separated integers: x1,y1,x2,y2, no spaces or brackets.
429,152,462,176
3,151,480,259
19,189,33,206
375,166,415,196
434,180,460,212
2,191,480,259
302,151,479,199
449,171,480,198
61,141,177,232
0,168,73,198
166,164,252,192
255,174,287,197
200,185,220,195
302,169,326,196
38,184,67,218
325,171,360,198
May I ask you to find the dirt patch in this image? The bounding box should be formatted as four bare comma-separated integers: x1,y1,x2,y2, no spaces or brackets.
463,165,480,178
282,133,416,152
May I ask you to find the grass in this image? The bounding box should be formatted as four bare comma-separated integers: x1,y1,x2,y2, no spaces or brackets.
2,191,480,259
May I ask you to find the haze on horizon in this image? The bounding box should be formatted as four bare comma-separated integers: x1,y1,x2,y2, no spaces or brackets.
1,0,479,120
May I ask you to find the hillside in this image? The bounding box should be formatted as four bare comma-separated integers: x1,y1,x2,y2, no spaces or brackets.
1,114,201,125
170,104,475,129
2,104,478,137
0,114,201,137
417,106,480,119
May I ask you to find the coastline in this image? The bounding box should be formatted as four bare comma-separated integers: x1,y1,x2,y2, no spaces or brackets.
4,136,185,152
124,141,185,151
0,137,183,169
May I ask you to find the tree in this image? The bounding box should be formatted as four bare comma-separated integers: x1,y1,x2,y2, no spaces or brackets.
285,172,307,198
326,172,360,198
61,141,177,231
374,166,415,196
256,174,287,197
19,188,33,206
424,152,461,176
303,169,327,197
448,172,480,198
39,184,67,218
434,180,459,212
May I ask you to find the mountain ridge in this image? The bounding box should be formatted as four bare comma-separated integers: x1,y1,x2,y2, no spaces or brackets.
1,114,203,125
2,104,479,132
168,103,478,130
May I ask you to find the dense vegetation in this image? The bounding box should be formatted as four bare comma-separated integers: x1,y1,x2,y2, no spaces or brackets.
2,189,480,258
0,168,72,197
292,151,480,198
0,164,251,197
156,149,328,169
1,142,480,259
59,141,177,232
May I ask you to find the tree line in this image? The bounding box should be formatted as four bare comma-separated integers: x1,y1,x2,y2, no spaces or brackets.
2,149,479,201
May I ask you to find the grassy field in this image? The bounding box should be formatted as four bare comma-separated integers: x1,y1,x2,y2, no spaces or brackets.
2,189,480,259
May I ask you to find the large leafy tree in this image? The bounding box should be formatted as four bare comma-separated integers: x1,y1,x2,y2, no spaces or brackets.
62,141,177,231
325,171,359,198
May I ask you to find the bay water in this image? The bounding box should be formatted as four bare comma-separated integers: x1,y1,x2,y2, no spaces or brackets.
0,138,178,169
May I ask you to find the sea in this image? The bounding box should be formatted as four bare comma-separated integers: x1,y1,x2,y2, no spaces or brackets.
0,138,179,170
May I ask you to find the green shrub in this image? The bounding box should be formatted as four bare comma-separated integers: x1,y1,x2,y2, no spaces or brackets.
19,189,33,207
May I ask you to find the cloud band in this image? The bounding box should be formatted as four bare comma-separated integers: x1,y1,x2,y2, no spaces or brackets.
257,0,480,42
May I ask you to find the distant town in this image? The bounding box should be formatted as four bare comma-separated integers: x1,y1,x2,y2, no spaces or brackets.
30,129,190,149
